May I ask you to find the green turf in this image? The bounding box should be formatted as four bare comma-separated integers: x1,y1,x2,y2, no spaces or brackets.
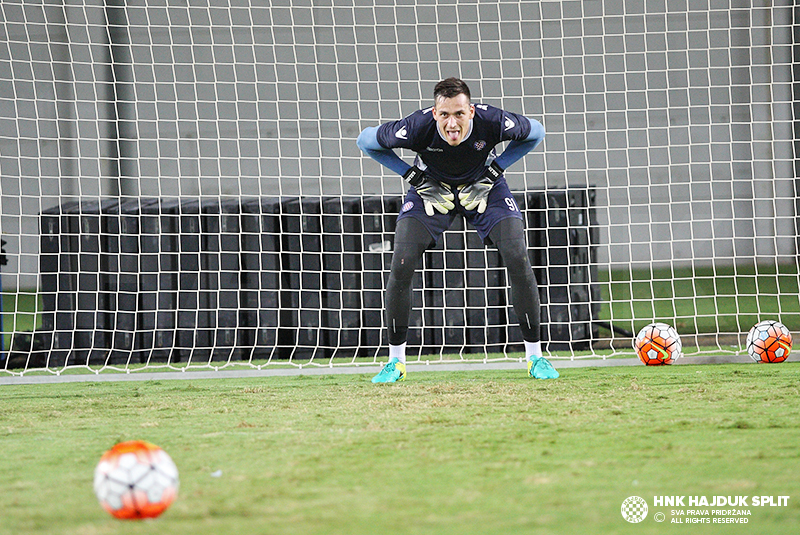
598,264,800,335
1,363,799,534
6,263,800,356
0,292,41,351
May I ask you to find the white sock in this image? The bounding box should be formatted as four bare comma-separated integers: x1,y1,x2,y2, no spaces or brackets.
389,343,407,364
524,340,542,361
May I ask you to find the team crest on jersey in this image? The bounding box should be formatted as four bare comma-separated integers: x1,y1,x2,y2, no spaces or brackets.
474,140,486,151
401,201,414,213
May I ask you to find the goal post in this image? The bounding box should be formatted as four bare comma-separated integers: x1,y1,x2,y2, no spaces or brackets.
0,1,798,375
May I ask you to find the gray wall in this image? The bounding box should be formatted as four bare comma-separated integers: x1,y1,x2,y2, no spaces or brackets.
0,0,797,290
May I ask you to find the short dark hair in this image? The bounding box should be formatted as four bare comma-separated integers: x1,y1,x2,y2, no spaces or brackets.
434,77,471,102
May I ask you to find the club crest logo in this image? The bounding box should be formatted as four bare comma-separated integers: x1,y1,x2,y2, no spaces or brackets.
621,496,648,523
473,140,486,151
401,201,414,213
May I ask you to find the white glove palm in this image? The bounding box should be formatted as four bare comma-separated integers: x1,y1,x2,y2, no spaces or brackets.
458,162,504,213
458,177,494,213
416,179,455,216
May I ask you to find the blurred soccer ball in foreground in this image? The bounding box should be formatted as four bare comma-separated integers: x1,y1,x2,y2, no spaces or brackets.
93,440,179,520
746,320,792,363
634,322,683,366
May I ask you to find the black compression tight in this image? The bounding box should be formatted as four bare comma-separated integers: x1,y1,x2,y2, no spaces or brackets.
386,216,541,345
386,217,431,345
488,217,541,343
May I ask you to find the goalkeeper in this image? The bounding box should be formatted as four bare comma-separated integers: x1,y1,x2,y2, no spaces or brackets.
357,77,557,383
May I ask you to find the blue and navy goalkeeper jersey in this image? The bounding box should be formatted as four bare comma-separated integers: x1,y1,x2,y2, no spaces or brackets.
375,103,532,187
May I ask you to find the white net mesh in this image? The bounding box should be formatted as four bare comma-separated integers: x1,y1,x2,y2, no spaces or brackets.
0,0,797,373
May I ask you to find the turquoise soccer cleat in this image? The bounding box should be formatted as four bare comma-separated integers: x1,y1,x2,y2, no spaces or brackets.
371,357,406,383
528,356,559,379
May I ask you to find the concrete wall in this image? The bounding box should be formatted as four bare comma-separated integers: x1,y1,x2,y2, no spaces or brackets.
0,0,796,290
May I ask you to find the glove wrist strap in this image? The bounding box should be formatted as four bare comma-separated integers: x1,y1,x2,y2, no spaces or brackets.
485,161,504,182
403,166,425,187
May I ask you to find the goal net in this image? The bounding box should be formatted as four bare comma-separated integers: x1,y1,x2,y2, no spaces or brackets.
0,0,798,374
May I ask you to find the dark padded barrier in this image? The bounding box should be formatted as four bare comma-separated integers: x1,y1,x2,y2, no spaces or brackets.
31,190,598,364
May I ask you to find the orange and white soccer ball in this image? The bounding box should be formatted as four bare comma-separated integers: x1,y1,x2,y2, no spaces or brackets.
634,322,683,366
93,440,179,520
746,320,793,363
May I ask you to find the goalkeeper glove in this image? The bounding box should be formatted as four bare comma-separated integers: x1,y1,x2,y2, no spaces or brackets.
458,161,504,213
404,166,454,216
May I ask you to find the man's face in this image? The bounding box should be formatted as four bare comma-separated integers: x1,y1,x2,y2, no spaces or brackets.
432,93,475,146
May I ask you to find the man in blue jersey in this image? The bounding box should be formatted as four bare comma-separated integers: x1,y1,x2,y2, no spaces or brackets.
357,77,558,383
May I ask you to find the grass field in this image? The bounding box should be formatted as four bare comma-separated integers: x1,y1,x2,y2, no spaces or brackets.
2,362,799,535
5,264,800,360
599,265,800,336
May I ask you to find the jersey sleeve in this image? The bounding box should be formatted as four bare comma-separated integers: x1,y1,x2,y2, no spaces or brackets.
376,115,417,150
493,117,545,170
375,107,435,151
498,110,533,142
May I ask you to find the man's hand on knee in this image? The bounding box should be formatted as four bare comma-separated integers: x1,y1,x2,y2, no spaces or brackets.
415,179,455,216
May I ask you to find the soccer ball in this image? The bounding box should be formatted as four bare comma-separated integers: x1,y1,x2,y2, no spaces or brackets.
634,322,683,366
746,320,792,363
93,440,179,520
